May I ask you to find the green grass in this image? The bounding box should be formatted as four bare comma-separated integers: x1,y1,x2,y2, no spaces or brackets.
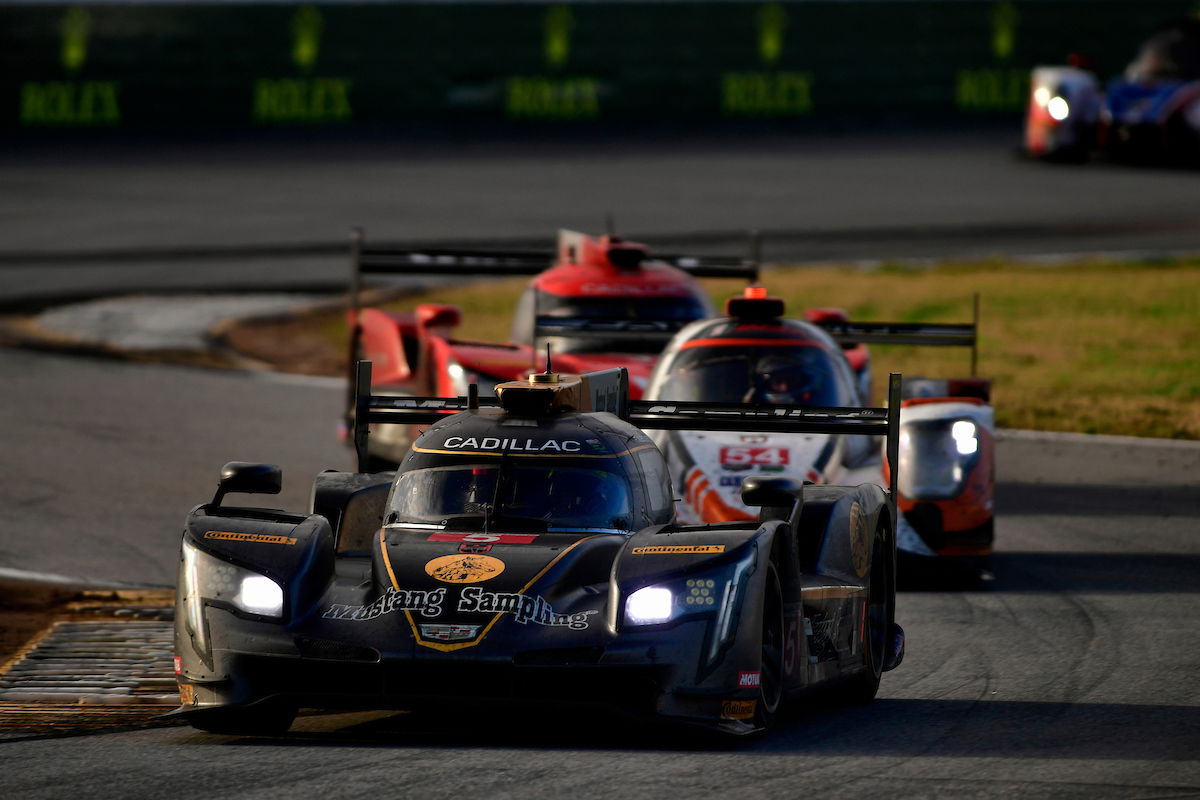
356,257,1200,440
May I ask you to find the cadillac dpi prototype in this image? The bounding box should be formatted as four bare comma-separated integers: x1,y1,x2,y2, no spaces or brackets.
645,288,994,572
1026,17,1200,163
346,227,756,466
172,362,904,736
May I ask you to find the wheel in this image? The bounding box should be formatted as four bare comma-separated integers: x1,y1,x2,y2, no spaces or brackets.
189,702,296,736
755,561,785,729
840,521,894,705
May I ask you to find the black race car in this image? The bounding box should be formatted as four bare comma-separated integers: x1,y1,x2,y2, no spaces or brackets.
171,362,905,735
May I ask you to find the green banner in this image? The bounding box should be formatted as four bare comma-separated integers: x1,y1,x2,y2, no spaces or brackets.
1,1,1193,129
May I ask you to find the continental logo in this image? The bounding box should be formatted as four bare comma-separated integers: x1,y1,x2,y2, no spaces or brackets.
631,545,726,555
205,531,297,546
425,554,505,584
721,699,757,720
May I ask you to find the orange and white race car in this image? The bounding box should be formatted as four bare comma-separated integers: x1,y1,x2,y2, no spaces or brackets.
644,288,994,575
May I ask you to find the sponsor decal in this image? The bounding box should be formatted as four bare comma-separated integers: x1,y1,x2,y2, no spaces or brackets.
204,530,297,546
630,545,725,555
428,533,537,545
425,554,506,584
737,671,761,689
721,699,757,720
740,435,768,444
720,446,789,467
849,501,870,578
178,683,196,705
173,656,182,676
441,436,581,453
719,476,743,487
323,587,445,621
459,543,492,554
576,282,691,297
420,623,481,642
457,586,596,630
783,617,799,676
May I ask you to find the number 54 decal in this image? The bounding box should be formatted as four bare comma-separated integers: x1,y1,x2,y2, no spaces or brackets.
719,446,789,467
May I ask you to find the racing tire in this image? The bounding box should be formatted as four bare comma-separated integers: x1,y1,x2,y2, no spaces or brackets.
755,561,785,729
839,520,894,705
188,702,297,736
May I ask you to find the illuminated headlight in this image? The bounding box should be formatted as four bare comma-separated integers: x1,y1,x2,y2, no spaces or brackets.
897,419,983,501
623,550,757,665
951,420,979,455
234,574,285,617
1047,96,1070,121
1033,86,1051,107
446,362,467,395
181,540,285,627
625,586,674,624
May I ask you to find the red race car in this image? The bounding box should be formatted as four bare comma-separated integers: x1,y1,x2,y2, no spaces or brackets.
346,228,757,466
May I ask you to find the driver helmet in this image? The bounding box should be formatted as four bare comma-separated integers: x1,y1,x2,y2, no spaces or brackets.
753,355,816,405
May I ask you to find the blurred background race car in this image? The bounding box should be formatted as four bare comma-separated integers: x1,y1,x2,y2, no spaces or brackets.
346,228,755,466
645,288,994,575
1026,16,1200,163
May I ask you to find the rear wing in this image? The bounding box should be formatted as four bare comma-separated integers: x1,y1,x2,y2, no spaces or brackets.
817,294,981,376
349,360,901,509
349,227,758,314
349,226,759,379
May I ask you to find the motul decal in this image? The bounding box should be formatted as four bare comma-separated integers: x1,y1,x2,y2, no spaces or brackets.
737,671,761,688
428,533,538,545
720,699,757,720
719,447,789,467
457,586,596,630
323,587,445,621
425,554,506,584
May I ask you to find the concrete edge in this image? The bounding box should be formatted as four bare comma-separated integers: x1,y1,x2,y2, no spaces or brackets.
0,567,170,609
994,427,1200,450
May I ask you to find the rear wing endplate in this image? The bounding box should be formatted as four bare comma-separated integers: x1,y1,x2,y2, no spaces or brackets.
350,360,901,512
817,294,981,376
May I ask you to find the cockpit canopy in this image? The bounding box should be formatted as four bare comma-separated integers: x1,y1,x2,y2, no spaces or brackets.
386,410,676,533
652,342,851,406
387,462,635,532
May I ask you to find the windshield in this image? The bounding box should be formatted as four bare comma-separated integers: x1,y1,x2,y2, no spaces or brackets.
539,292,708,323
387,464,634,532
656,345,843,405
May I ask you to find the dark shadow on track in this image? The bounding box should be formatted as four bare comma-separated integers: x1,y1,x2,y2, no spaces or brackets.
901,551,1200,594
166,696,1200,762
996,482,1200,519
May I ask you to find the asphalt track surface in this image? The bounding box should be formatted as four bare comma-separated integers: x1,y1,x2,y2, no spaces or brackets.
2,128,1200,306
2,129,1200,796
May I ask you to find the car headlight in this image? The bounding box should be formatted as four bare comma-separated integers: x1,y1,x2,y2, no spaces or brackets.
1047,96,1070,121
898,418,982,500
181,540,285,644
625,586,674,624
623,550,757,662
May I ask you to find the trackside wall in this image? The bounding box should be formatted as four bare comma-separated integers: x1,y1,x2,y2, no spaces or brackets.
2,1,1193,130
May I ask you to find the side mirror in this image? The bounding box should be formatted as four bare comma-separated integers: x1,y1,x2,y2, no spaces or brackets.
416,303,462,334
213,462,282,506
740,476,803,508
